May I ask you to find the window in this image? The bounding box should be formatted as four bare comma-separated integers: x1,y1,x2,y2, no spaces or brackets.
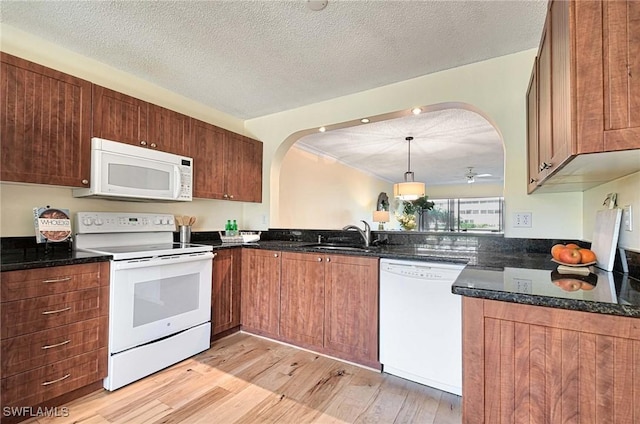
421,197,504,233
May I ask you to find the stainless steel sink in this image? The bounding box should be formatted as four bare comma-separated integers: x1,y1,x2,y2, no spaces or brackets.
303,243,377,253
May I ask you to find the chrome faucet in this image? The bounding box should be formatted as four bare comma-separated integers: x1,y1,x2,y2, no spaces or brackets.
342,220,371,247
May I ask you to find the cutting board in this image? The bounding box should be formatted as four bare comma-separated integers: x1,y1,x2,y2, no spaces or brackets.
592,208,622,271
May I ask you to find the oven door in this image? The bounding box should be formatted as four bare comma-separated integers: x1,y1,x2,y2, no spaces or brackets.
109,252,213,354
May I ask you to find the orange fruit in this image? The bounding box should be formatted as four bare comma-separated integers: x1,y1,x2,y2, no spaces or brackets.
565,243,580,250
581,282,595,291
551,244,565,260
579,249,597,263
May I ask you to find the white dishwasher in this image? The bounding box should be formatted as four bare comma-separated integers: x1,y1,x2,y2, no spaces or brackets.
379,258,465,396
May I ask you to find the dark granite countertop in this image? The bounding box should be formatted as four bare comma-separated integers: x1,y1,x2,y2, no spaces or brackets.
3,237,638,318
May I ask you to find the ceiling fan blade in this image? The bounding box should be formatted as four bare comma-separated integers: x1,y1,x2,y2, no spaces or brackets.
476,173,492,178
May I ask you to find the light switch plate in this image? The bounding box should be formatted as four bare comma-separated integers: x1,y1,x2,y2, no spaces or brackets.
623,205,633,232
514,212,532,228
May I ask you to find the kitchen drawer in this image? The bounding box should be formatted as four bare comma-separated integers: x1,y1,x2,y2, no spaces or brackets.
1,263,102,302
1,317,107,377
1,287,107,339
1,348,107,409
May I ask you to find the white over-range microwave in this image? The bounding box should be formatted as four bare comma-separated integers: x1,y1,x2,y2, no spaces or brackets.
73,138,193,202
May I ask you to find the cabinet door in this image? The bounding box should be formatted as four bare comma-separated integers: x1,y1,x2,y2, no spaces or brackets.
549,0,571,168
223,132,263,202
604,0,640,151
147,104,191,156
211,249,241,338
324,255,379,368
0,53,91,187
537,15,553,181
92,85,148,147
280,252,325,350
527,58,540,194
192,119,226,199
241,249,281,337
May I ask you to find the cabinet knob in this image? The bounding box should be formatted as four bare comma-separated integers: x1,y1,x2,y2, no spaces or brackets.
539,162,552,171
223,194,229,199
81,179,89,185
229,194,234,199
530,178,537,184
273,253,279,258
150,143,157,148
140,140,147,146
326,257,331,262
317,257,323,262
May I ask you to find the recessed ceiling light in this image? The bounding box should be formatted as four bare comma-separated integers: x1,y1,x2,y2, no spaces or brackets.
412,107,422,115
319,126,326,132
360,118,370,123
307,0,328,11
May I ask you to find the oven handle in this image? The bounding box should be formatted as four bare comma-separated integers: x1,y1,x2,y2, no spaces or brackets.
114,251,215,270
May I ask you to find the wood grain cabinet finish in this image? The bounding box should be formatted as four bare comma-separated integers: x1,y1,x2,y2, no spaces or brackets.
93,86,191,156
603,0,640,151
192,119,263,202
241,249,281,338
526,58,541,193
0,53,91,187
0,262,109,418
323,254,379,368
525,0,640,192
211,248,241,339
280,252,326,350
461,297,640,423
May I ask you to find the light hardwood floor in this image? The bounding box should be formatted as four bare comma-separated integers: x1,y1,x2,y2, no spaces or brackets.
25,333,461,424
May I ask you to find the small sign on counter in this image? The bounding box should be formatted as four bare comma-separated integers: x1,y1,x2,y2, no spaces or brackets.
33,206,71,243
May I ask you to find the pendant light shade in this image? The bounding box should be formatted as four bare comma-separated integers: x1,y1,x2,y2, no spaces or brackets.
393,136,425,200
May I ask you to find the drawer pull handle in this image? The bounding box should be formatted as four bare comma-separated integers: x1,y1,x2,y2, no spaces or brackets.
42,307,71,315
41,373,70,386
42,340,71,350
42,277,72,283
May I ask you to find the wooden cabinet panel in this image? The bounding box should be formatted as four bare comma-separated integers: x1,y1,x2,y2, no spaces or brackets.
549,0,571,170
462,297,640,423
211,248,241,338
323,255,379,368
280,252,325,350
537,14,553,180
1,348,107,410
241,249,281,338
147,103,191,156
603,0,640,151
526,59,540,194
92,85,148,146
1,317,106,378
192,119,226,199
0,53,91,187
225,133,263,202
1,263,102,302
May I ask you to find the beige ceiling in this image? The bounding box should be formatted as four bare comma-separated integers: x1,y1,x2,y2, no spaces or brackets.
1,0,547,186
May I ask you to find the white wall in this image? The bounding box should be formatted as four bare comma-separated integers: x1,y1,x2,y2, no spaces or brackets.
246,49,583,240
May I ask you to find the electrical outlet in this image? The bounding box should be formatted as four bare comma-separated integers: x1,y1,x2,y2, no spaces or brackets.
513,278,532,293
623,205,633,232
513,212,532,228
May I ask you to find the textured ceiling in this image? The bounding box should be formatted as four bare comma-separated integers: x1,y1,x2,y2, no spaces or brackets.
297,107,504,186
1,0,547,186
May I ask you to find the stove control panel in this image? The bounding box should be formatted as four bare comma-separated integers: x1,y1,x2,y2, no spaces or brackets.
75,212,176,233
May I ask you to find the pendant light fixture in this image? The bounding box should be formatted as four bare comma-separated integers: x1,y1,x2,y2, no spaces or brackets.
393,136,425,200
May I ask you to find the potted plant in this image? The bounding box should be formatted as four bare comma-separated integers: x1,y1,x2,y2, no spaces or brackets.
397,196,434,231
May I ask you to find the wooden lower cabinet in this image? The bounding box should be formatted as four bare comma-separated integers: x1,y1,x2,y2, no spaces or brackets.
211,248,241,339
280,252,326,350
462,297,640,423
241,249,281,338
0,262,109,424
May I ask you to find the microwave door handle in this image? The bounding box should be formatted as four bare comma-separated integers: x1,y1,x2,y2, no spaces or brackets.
173,166,181,199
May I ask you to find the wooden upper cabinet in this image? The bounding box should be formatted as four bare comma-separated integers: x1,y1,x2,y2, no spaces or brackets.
93,86,191,156
526,58,540,194
92,85,148,146
603,0,640,151
241,249,281,338
225,132,263,202
280,252,325,350
192,119,226,199
147,104,191,156
0,53,91,187
192,120,263,202
537,15,553,181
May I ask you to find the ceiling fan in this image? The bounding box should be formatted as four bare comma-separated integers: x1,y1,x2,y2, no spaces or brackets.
465,167,492,184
